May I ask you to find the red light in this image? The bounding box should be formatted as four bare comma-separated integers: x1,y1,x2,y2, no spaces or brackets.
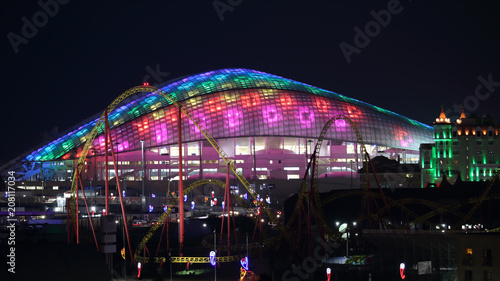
143,82,149,86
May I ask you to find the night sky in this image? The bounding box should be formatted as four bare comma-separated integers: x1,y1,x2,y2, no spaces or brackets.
1,0,499,164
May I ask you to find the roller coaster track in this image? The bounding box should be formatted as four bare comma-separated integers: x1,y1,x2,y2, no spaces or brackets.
69,85,280,263
453,170,499,229
283,114,390,238
134,179,263,263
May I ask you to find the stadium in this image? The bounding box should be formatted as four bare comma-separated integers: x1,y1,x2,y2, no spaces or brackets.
5,68,433,196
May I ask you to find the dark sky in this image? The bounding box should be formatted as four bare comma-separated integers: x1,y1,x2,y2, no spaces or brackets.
1,0,499,163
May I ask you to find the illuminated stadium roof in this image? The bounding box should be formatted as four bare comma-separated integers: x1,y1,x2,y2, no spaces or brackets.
26,68,433,162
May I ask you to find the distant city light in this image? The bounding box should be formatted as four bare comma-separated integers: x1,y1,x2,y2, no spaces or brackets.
149,205,154,213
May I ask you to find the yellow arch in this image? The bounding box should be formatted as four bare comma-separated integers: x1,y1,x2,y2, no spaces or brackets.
69,85,279,233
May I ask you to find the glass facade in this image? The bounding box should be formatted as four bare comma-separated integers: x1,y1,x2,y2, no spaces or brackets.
23,69,431,183
26,68,433,165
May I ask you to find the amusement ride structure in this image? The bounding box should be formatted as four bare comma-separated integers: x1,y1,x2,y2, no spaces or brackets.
65,84,500,278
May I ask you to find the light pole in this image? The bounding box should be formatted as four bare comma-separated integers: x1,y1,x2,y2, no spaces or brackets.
350,160,354,189
214,229,217,281
90,148,99,205
306,139,313,176
114,142,120,178
140,140,145,214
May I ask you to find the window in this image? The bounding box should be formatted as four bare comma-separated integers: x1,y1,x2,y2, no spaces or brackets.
488,140,494,145
453,151,459,155
484,270,492,281
476,140,482,145
465,270,472,281
453,141,458,146
483,249,492,266
425,151,430,155
464,248,473,265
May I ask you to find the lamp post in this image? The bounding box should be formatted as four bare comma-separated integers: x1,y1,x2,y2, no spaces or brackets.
350,160,354,189
337,222,356,257
140,140,145,214
114,142,120,178
89,148,99,205
306,139,313,176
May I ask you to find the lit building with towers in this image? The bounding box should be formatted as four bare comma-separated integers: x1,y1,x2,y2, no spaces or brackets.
420,108,500,188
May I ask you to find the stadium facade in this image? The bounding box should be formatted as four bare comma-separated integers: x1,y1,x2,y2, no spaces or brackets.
4,68,433,192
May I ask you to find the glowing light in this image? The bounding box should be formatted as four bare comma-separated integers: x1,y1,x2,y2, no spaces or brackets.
149,205,154,213
262,105,280,124
222,201,225,209
211,191,215,198
209,251,216,266
137,262,142,278
400,263,406,280
243,193,248,200
122,190,125,197
266,196,271,204
240,268,247,281
143,82,149,86
298,106,315,127
191,201,195,210
326,267,331,281
240,256,249,270
151,193,156,198
163,205,168,212
184,194,188,202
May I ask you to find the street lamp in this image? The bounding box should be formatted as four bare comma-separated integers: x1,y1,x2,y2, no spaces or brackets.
306,140,313,176
140,140,145,214
114,142,120,178
89,148,99,203
160,150,170,199
350,160,355,189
